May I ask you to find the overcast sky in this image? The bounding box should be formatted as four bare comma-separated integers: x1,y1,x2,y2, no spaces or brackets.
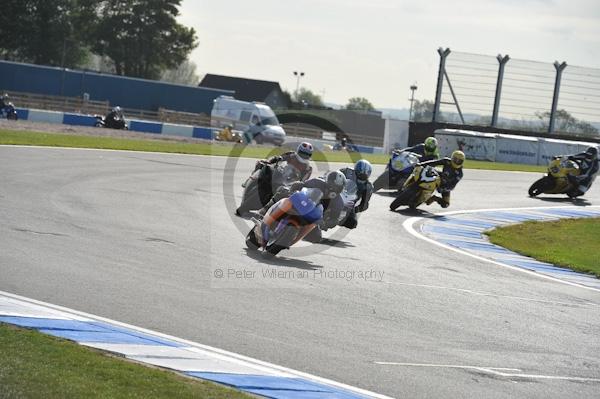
178,0,600,110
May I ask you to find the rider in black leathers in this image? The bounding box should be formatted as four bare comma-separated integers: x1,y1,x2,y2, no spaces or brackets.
420,150,465,208
564,146,599,197
393,136,440,163
103,106,126,129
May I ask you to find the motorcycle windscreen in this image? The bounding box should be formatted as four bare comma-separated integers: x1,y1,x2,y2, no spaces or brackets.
390,152,419,173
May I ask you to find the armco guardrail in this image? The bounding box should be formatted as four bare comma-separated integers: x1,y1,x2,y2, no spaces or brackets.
435,128,599,165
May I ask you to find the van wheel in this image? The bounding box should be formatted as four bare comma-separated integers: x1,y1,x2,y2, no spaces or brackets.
254,134,264,144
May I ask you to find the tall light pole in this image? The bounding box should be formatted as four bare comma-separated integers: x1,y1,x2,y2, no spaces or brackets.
293,71,305,101
409,83,418,121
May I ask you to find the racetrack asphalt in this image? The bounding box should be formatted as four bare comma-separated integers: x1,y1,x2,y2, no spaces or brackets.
1,145,599,398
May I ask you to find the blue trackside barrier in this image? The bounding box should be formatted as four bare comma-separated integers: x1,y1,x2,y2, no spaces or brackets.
355,145,374,154
129,120,163,134
7,107,382,153
15,108,29,120
63,113,97,127
192,127,213,139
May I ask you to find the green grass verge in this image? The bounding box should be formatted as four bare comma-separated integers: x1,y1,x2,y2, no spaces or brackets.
0,128,545,172
486,218,600,278
0,323,252,399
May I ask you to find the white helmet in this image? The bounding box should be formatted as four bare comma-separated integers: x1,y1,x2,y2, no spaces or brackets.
295,142,314,164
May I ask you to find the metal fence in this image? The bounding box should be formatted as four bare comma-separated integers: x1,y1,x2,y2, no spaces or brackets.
432,48,600,137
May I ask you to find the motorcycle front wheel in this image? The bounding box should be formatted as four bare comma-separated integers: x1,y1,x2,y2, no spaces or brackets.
528,177,553,197
390,186,418,210
265,225,297,255
373,170,390,191
246,229,260,250
237,179,262,215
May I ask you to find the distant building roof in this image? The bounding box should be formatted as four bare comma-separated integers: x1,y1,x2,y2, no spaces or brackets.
199,74,284,103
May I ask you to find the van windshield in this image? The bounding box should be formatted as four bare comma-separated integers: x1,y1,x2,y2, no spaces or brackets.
259,116,279,126
257,106,279,126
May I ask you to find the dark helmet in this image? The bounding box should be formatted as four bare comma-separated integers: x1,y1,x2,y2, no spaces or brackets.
112,106,122,114
354,159,373,182
585,146,598,161
324,170,347,198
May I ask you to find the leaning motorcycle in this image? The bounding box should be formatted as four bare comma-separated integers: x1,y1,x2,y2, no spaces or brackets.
215,126,243,143
94,114,128,130
1,102,18,120
389,165,441,210
373,151,420,191
246,188,324,255
237,160,302,215
528,156,581,197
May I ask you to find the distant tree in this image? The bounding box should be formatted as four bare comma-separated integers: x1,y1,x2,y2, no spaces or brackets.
412,99,434,122
536,109,598,135
92,0,198,79
281,90,294,108
161,60,200,85
295,88,324,107
345,97,375,112
0,0,96,67
81,54,116,74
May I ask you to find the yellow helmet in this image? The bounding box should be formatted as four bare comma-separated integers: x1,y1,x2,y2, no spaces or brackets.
451,150,465,169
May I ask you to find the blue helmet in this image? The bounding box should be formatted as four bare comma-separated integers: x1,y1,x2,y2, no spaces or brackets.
354,159,372,182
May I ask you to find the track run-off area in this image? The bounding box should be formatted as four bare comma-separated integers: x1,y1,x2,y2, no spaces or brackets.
1,145,599,398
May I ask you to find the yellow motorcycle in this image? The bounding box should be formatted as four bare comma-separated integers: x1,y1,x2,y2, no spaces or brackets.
528,156,581,197
215,125,243,143
389,165,441,210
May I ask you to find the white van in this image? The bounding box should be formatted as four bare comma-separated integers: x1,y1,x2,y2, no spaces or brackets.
211,96,286,145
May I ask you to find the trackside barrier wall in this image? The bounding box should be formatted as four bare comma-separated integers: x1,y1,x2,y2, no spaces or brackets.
435,129,598,165
10,107,383,153
0,60,232,114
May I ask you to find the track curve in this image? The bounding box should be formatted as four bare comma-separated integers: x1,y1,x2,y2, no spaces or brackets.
1,145,599,398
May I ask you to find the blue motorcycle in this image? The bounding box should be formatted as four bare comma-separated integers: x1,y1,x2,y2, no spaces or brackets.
373,150,420,191
246,187,324,255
